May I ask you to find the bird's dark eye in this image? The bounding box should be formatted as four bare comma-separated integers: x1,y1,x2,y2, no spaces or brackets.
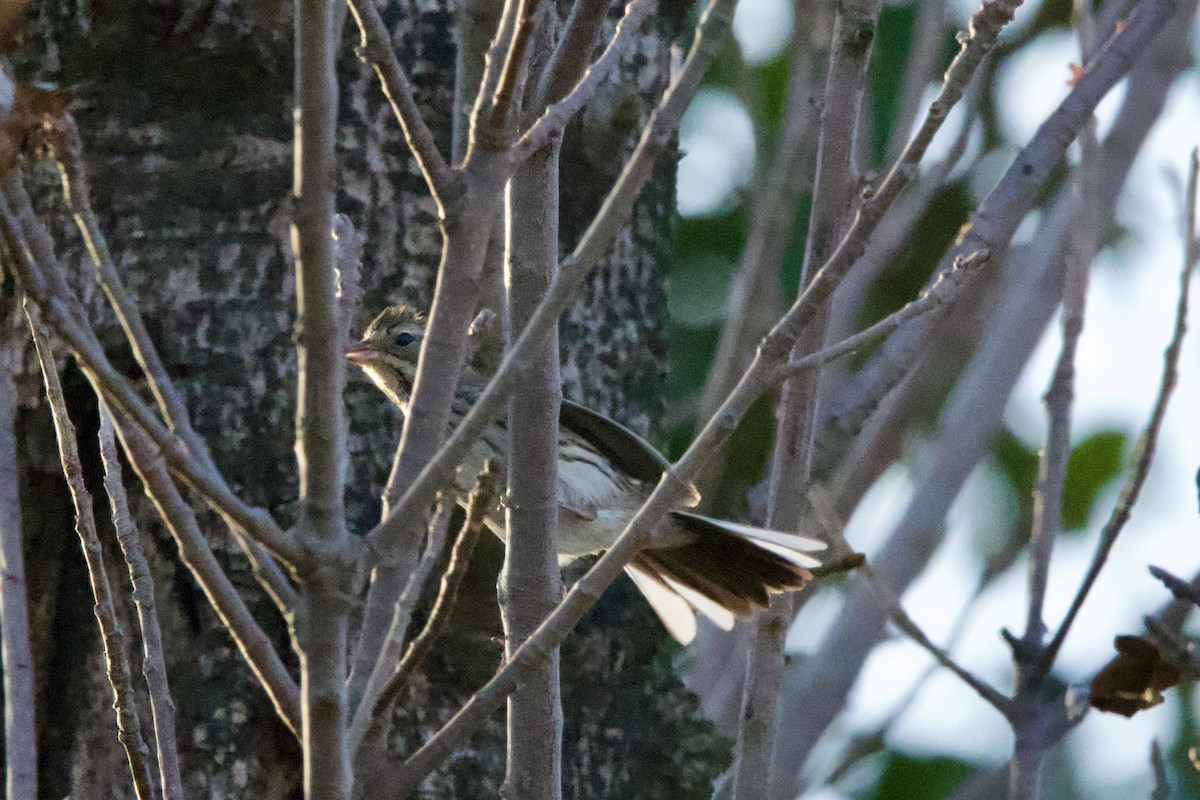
395,332,416,347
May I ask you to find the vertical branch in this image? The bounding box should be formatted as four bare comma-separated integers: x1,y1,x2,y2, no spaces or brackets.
1040,148,1199,669
0,311,36,800
26,304,155,800
294,0,348,548
501,27,564,796
294,0,353,795
733,0,881,796
1007,15,1103,795
97,404,186,800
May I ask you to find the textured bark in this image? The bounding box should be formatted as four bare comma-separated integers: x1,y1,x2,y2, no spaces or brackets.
11,0,725,796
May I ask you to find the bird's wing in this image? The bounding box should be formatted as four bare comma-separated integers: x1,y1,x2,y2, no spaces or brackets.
559,400,701,506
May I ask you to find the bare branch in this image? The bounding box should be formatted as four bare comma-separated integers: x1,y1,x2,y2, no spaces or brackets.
535,0,610,107
348,499,454,750
516,0,657,159
1041,146,1198,670
354,465,498,752
97,404,186,800
487,0,550,134
26,303,155,800
109,411,303,738
0,309,36,800
1149,565,1200,608
778,244,987,380
294,0,354,791
346,0,460,210
0,178,303,570
888,600,1012,714
502,69,564,795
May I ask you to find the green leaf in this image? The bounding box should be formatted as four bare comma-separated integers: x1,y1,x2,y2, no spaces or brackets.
867,752,975,800
1062,430,1127,530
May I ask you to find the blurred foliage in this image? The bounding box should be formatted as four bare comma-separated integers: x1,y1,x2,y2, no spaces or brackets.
659,0,1188,793
859,184,974,328
861,752,975,800
991,427,1127,535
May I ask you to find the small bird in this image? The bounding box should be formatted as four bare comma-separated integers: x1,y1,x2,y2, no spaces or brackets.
347,304,826,643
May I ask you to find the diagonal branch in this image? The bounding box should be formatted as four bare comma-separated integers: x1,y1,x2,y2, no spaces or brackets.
347,498,454,747
0,179,305,572
351,466,498,752
97,404,186,800
346,0,460,211
44,114,297,614
516,0,657,159
109,409,303,738
888,599,1013,714
26,303,156,800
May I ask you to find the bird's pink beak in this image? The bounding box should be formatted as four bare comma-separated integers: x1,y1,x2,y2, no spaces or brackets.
345,345,379,366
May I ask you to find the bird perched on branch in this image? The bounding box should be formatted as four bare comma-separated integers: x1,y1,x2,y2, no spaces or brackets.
347,303,826,643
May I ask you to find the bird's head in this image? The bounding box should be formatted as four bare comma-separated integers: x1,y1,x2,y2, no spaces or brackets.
346,304,425,410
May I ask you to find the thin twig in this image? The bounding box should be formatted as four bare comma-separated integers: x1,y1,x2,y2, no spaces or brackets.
346,0,460,211
534,0,610,108
888,601,1012,713
815,508,1012,714
1149,566,1200,608
1006,16,1105,798
487,0,549,133
1041,146,1198,671
0,307,36,800
354,464,498,751
98,403,186,800
26,303,155,800
778,251,986,379
348,499,454,748
109,410,303,738
516,0,657,158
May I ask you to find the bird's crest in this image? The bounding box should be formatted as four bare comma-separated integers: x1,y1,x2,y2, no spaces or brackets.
363,303,425,340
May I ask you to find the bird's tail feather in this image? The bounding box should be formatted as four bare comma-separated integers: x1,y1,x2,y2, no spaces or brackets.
626,511,826,644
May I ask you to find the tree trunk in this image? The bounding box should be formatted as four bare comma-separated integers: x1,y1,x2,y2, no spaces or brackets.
11,1,727,796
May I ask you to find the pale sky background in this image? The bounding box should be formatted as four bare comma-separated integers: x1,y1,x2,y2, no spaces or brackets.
677,1,1200,796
